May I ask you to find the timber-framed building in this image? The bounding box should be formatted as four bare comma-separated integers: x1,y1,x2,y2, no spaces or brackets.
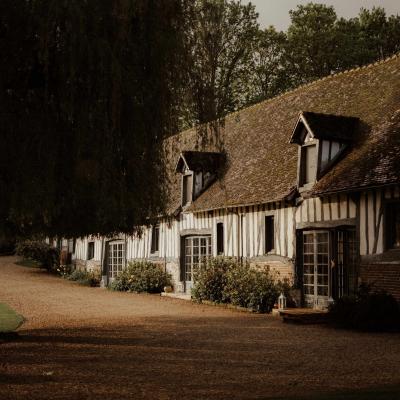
71,54,400,308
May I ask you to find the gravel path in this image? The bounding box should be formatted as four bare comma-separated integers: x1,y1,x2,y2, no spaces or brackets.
0,256,399,400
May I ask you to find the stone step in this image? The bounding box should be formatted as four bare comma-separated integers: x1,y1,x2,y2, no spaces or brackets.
279,308,329,324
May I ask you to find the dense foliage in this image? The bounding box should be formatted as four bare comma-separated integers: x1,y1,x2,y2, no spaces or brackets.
192,257,281,313
329,284,400,331
2,1,399,237
110,261,171,293
0,0,188,237
15,240,59,271
192,257,237,303
183,2,400,125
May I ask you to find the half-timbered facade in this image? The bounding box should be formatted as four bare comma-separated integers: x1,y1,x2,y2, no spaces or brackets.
73,54,400,308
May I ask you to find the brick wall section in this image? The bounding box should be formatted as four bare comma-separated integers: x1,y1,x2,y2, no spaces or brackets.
360,262,400,301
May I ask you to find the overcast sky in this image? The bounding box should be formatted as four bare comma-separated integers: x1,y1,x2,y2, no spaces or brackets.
249,0,400,31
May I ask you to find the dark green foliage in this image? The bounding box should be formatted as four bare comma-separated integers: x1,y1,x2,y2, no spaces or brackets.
110,261,171,293
192,258,281,313
192,257,237,303
0,0,187,237
329,284,400,331
15,240,59,271
68,269,101,287
248,4,400,105
223,262,279,313
0,235,15,255
2,1,400,239
183,0,259,127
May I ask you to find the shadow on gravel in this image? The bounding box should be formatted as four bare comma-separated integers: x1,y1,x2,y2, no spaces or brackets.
1,322,399,400
273,385,400,400
0,373,55,385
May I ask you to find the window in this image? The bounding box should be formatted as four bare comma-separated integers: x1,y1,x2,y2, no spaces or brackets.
151,225,160,253
265,215,275,253
301,144,317,185
386,202,400,250
87,241,95,260
182,174,193,205
217,222,224,255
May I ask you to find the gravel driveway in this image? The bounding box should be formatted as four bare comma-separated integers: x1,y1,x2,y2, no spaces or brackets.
0,256,399,400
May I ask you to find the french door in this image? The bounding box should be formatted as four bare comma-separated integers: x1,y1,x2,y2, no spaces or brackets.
303,231,330,308
183,236,212,293
302,229,358,309
107,241,125,280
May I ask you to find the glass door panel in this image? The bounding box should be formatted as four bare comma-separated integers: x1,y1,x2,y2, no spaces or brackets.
303,231,330,308
183,236,211,293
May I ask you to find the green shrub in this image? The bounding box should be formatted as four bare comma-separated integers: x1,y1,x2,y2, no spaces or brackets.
110,261,171,293
192,257,237,303
223,262,279,313
16,240,59,272
192,257,281,313
329,284,400,331
68,269,101,287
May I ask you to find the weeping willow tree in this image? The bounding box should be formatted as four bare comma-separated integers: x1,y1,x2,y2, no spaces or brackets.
0,0,189,237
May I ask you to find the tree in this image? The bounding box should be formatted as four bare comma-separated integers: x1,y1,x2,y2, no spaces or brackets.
0,0,189,237
183,0,259,126
248,27,290,104
285,3,339,83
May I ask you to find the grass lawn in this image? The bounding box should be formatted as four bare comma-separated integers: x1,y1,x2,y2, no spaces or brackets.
15,258,42,268
0,303,25,333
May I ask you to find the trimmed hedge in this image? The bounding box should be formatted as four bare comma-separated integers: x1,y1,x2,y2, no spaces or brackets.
110,261,171,293
16,240,59,272
193,257,281,313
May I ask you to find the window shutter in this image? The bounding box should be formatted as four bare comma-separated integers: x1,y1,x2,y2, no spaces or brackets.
265,216,275,253
217,223,224,255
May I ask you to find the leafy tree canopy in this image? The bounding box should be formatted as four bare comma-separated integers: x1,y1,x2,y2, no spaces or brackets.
1,1,399,238
0,0,188,237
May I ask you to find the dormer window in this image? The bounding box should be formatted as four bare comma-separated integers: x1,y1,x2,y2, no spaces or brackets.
290,111,359,191
175,151,224,207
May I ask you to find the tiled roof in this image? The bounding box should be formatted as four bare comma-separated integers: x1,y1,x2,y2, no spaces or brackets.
163,54,400,214
312,109,400,195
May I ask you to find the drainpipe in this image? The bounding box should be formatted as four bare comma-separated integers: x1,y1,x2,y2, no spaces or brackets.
100,237,105,287
164,220,167,274
232,209,242,264
124,233,128,269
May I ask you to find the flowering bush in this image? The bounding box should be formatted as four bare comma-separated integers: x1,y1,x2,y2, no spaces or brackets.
57,264,72,278
110,261,171,293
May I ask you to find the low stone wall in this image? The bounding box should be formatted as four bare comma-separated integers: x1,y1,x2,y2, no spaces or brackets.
249,261,294,284
360,261,400,301
74,259,101,274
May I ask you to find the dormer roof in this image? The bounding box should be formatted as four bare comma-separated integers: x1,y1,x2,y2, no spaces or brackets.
175,151,224,173
290,111,359,145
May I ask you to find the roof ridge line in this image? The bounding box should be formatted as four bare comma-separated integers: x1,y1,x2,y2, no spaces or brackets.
167,51,400,139
225,51,400,119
